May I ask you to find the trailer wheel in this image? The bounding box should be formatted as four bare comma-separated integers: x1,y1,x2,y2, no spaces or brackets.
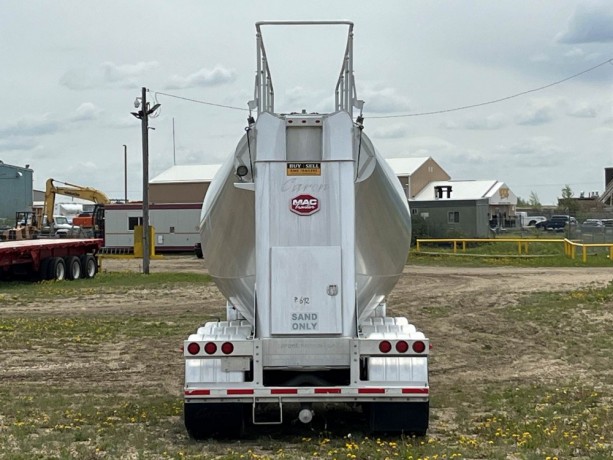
184,402,246,439
47,257,66,281
80,255,97,279
39,258,53,281
367,401,429,436
64,256,82,280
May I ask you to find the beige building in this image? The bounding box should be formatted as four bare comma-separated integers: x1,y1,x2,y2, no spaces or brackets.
384,157,450,199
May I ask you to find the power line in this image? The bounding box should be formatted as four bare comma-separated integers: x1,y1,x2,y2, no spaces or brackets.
151,57,613,118
368,58,613,119
152,90,248,112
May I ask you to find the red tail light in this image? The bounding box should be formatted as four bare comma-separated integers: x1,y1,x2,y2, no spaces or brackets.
204,342,217,354
396,340,409,353
187,342,200,355
221,342,234,355
379,340,392,353
412,341,426,353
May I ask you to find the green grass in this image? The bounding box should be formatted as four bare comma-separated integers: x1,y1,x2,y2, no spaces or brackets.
0,271,211,299
0,270,612,459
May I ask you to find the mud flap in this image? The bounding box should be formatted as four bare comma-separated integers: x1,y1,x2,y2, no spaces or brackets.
184,402,247,439
367,401,429,436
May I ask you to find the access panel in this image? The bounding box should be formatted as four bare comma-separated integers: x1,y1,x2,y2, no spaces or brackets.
270,246,342,335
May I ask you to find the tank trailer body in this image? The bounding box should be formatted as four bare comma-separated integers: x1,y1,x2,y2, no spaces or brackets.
183,21,429,438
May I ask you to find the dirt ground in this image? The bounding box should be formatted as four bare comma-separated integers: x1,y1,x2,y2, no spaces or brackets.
2,256,613,442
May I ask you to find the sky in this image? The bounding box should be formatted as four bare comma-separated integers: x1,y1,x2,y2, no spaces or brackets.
1,0,612,205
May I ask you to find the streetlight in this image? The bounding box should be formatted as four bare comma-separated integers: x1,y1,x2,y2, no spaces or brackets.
123,144,127,203
131,87,161,274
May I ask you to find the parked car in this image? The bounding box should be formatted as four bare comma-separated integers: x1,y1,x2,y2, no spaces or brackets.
526,216,547,227
535,215,577,232
582,219,604,227
600,219,613,228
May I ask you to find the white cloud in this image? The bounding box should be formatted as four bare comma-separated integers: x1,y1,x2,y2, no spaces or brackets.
557,1,613,43
567,102,599,118
283,86,327,111
361,86,411,114
60,61,160,90
0,137,39,152
441,113,507,131
401,136,485,166
515,99,562,126
372,123,409,139
0,114,61,137
165,65,236,89
439,120,460,130
564,47,585,58
70,103,103,122
529,53,550,63
496,137,567,167
65,161,98,174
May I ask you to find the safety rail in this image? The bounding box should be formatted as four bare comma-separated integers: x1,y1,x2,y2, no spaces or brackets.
415,238,613,263
415,238,564,256
254,21,357,116
564,239,613,263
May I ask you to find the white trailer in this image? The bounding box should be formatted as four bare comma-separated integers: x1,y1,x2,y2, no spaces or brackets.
183,21,429,437
104,203,201,252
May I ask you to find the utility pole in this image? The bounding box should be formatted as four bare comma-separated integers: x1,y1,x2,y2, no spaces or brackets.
123,144,128,203
131,88,160,275
172,117,176,166
141,87,150,274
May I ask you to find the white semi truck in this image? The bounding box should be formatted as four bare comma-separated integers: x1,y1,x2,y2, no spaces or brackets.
183,21,429,438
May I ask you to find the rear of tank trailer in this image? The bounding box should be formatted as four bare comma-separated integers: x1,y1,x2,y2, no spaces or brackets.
183,21,429,438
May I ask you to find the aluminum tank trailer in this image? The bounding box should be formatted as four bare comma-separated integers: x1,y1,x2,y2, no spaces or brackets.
183,21,429,438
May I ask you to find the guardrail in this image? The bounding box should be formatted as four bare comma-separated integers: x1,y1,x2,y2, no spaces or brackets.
415,238,564,255
415,238,613,263
564,239,613,262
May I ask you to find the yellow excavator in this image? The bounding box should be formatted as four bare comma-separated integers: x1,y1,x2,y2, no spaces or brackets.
44,179,110,238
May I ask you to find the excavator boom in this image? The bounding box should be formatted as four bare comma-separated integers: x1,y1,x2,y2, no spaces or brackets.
44,179,110,226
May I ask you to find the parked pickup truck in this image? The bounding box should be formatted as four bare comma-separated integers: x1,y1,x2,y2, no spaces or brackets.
535,215,577,231
517,212,547,228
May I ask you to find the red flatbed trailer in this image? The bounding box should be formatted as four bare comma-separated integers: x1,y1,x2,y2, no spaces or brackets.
0,238,103,281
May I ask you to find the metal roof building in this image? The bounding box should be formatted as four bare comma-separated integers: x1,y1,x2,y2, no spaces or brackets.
413,180,517,205
411,180,518,237
149,164,221,204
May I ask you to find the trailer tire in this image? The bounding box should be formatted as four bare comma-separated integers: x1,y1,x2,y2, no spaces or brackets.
367,401,429,436
64,256,82,280
47,257,66,281
184,402,246,439
39,258,53,281
80,255,97,279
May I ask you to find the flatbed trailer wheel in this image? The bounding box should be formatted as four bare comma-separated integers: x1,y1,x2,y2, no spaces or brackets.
47,257,66,281
367,401,429,436
64,256,82,280
79,254,97,279
184,402,246,439
39,258,53,281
